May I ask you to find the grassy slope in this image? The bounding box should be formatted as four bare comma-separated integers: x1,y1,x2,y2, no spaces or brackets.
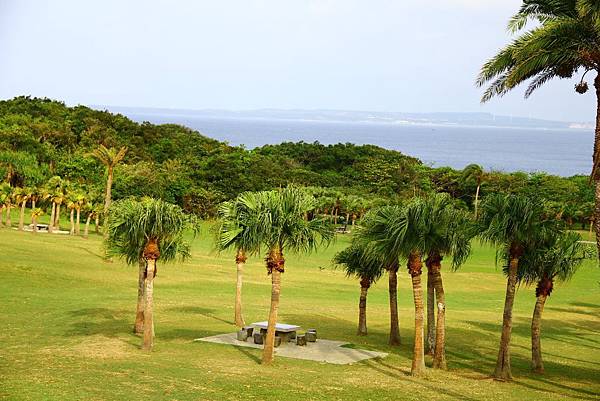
0,214,599,401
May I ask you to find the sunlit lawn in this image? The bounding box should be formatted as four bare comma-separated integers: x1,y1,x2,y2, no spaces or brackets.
0,212,599,400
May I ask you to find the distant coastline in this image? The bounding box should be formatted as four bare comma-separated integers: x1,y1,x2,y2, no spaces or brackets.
91,105,593,177
95,106,592,132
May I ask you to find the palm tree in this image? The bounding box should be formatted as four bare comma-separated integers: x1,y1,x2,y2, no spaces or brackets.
106,197,197,350
0,183,11,228
67,194,77,236
333,243,384,335
74,192,87,235
44,176,65,233
517,231,584,373
91,145,127,224
30,208,44,233
462,164,486,217
477,0,600,257
419,194,474,369
241,187,332,364
354,205,404,346
215,195,263,328
478,193,548,381
51,183,68,232
83,202,94,239
14,187,32,231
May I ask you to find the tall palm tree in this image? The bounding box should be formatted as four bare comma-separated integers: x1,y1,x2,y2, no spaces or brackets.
517,231,584,373
67,194,77,236
333,243,384,336
462,164,486,217
0,183,11,228
30,208,44,234
354,205,404,346
477,0,600,257
74,192,87,236
243,187,332,364
83,202,94,239
14,187,32,231
91,145,127,224
419,194,474,369
44,176,65,233
478,193,549,381
215,195,263,328
106,197,197,350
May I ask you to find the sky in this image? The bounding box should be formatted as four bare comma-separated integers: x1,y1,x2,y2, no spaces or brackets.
0,0,595,122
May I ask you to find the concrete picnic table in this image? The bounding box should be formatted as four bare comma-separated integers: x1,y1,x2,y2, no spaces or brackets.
251,321,301,344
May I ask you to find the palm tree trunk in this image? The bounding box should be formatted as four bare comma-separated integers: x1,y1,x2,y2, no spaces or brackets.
84,214,91,239
31,200,35,225
430,255,447,369
32,214,38,233
95,215,99,234
357,278,370,336
76,208,81,235
142,258,156,351
408,251,425,376
55,204,61,229
69,209,75,235
6,204,11,227
235,249,247,328
134,259,145,334
388,262,401,346
48,202,56,233
262,250,283,364
426,263,435,356
493,254,519,381
104,167,113,217
531,293,547,374
18,200,26,230
0,206,3,227
474,184,481,218
594,74,600,261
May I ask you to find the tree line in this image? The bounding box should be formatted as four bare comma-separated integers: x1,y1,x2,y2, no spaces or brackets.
0,97,595,229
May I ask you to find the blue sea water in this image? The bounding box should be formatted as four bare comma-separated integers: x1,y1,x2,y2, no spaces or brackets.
123,113,593,177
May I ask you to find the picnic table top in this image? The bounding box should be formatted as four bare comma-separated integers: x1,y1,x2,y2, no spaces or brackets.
250,321,300,332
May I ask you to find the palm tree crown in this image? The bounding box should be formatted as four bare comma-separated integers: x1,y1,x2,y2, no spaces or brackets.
106,197,198,265
478,193,549,257
333,243,384,284
516,231,584,291
477,0,600,102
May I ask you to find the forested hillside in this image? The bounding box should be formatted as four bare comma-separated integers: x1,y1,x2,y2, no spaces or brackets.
0,97,594,226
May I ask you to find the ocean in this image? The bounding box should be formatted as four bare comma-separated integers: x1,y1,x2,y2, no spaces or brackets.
121,112,593,177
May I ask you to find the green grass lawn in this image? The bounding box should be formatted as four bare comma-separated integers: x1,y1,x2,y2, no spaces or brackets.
0,216,599,400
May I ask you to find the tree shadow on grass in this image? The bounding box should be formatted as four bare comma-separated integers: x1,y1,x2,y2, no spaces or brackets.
461,318,600,385
513,376,600,400
359,358,482,401
64,307,131,337
570,301,600,309
165,306,235,326
546,305,600,319
74,245,105,260
233,345,261,364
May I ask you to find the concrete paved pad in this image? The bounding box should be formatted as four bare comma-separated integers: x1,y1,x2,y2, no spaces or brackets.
194,332,387,365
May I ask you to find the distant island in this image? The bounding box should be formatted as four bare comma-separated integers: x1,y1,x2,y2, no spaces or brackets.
96,106,592,131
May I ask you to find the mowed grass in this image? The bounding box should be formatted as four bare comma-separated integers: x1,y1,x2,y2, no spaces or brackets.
0,217,599,401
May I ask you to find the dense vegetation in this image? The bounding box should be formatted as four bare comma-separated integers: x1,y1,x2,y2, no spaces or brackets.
0,96,594,228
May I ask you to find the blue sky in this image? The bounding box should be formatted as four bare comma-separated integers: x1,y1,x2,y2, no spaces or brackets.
0,0,594,121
